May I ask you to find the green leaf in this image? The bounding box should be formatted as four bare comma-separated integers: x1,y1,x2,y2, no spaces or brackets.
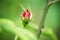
41,27,57,40
25,22,38,35
0,19,37,40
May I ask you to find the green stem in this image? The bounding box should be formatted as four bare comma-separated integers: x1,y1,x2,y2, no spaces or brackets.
14,3,28,40
37,0,49,39
15,35,18,40
37,0,60,39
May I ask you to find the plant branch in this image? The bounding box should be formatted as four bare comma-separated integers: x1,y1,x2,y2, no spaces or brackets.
37,0,49,39
48,0,60,7
37,0,60,40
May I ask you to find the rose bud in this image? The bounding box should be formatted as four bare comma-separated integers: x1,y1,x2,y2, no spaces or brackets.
21,9,32,26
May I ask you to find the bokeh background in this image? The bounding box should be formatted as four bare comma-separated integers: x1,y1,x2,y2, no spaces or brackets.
0,0,60,40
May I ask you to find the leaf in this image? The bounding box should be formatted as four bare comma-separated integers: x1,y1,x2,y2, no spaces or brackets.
25,22,38,35
41,27,57,40
0,19,37,40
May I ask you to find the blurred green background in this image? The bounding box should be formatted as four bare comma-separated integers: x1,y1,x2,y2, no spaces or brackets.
0,0,60,40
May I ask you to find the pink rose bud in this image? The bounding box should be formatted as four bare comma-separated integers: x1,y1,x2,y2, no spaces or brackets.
21,9,32,22
21,9,32,26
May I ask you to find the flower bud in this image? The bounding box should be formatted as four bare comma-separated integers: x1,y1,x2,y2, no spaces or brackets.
21,9,32,26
